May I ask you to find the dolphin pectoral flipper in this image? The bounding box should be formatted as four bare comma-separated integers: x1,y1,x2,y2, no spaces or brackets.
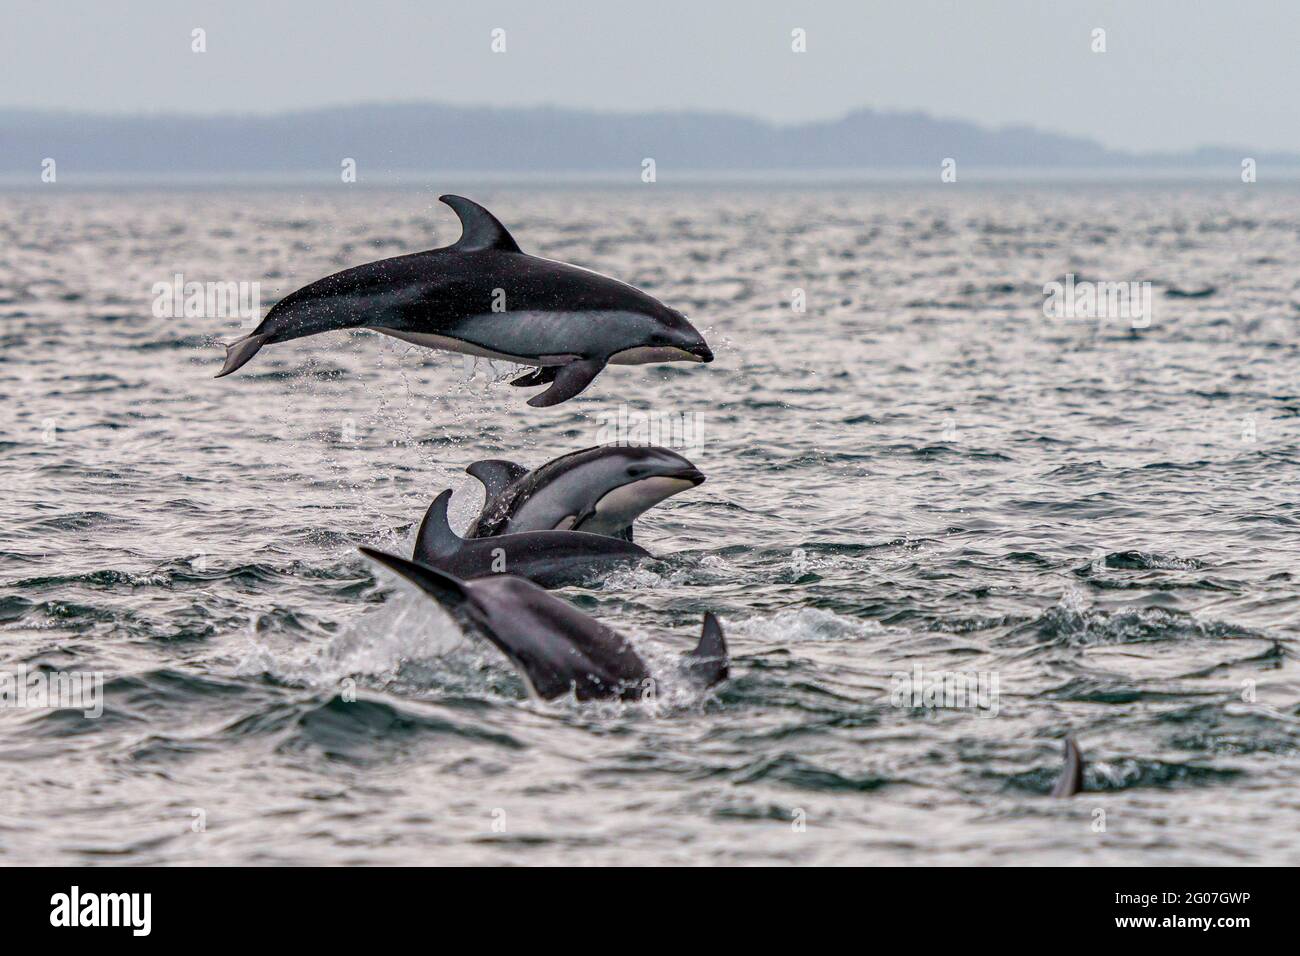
413,490,463,564
215,332,268,378
526,359,605,408
1050,735,1085,797
508,366,558,388
683,612,728,687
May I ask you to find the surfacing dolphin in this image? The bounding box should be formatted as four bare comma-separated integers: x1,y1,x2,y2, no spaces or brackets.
360,547,728,701
464,444,705,541
412,490,650,589
216,195,714,406
1051,736,1085,797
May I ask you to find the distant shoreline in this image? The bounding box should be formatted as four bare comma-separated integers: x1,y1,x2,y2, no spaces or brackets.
5,102,1296,184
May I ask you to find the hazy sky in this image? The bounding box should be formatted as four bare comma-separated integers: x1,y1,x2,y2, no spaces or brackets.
4,0,1297,153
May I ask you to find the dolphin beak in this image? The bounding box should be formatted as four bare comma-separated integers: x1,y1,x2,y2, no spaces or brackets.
692,343,714,363
666,467,706,486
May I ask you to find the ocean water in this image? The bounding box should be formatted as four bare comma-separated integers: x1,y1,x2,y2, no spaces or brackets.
1,183,1298,865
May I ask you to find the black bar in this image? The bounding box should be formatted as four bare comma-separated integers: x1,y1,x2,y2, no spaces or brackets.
1,867,1278,941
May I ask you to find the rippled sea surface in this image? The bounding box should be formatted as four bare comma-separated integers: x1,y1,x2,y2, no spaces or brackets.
2,184,1298,865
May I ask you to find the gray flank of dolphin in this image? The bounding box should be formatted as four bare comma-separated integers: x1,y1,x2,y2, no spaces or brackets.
412,489,650,589
359,547,729,701
1050,735,1085,797
463,444,706,540
216,195,714,406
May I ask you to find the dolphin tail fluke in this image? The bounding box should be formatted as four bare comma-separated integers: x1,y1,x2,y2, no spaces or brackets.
359,546,470,610
413,490,462,564
526,359,605,408
684,611,728,687
1050,735,1085,798
215,332,268,378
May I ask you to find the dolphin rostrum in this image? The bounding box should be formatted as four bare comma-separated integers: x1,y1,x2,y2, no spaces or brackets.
464,444,706,541
216,195,714,406
1050,736,1085,797
412,489,650,589
359,547,728,701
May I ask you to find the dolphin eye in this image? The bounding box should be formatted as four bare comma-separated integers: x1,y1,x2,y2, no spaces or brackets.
627,466,648,478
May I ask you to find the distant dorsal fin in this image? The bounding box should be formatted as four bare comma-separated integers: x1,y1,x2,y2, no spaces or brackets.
1050,735,1085,798
440,195,522,253
413,490,462,563
466,459,529,502
683,611,729,687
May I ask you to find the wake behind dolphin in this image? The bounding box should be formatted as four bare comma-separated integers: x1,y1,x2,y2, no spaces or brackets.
217,195,714,406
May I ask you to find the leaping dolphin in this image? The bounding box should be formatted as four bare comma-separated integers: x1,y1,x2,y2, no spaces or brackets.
359,547,729,701
464,444,705,541
412,489,650,589
216,195,714,406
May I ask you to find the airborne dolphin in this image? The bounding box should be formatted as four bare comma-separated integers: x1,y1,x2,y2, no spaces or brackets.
411,489,649,589
359,547,728,701
464,444,705,541
216,195,714,406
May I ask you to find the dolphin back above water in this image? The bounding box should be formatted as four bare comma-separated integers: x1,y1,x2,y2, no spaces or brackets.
412,489,650,588
464,444,706,540
216,195,714,406
360,547,728,701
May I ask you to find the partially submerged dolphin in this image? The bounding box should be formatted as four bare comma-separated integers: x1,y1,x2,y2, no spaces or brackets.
412,489,650,588
464,444,705,541
216,195,714,406
1051,736,1085,797
360,547,728,701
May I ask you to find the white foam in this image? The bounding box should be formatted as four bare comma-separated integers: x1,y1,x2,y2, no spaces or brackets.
236,582,468,689
727,606,890,643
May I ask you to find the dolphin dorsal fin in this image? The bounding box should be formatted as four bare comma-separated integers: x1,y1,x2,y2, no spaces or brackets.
440,195,522,253
466,459,529,501
683,611,729,687
413,490,462,563
1050,735,1085,798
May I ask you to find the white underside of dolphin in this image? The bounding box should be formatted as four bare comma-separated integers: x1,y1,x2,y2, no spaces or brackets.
373,328,695,366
